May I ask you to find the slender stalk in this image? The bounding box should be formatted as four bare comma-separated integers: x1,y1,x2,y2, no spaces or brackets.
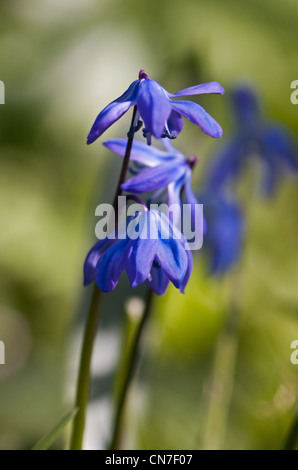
70,106,138,450
203,268,242,450
70,287,103,449
109,288,154,450
113,106,138,211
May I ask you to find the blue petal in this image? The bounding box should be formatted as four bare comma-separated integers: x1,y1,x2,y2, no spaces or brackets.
124,238,158,288
169,81,225,98
121,161,186,193
167,110,184,136
87,80,139,144
146,264,170,295
167,177,185,227
180,243,193,293
156,238,188,289
170,100,223,138
87,101,133,144
137,79,172,138
83,238,116,285
183,167,202,237
103,138,178,167
154,210,188,288
184,167,198,205
167,177,184,208
94,239,127,292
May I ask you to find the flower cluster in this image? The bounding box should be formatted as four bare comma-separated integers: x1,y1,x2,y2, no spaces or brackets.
84,70,224,294
84,209,192,295
208,86,298,196
201,85,298,275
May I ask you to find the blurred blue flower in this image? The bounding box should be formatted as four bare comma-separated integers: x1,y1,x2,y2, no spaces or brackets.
87,69,224,145
103,138,198,211
84,209,193,295
208,86,298,195
200,191,244,275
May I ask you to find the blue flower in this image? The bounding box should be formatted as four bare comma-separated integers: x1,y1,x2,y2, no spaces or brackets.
103,138,198,212
200,190,244,275
84,209,193,295
208,86,298,196
87,70,224,145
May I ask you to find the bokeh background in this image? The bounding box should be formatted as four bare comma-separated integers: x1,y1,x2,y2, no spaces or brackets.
0,0,298,450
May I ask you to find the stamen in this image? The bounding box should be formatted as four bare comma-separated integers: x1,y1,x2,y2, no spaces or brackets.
161,130,177,140
143,128,152,146
127,119,143,138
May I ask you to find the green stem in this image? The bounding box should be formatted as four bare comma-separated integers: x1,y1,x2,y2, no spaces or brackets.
109,288,154,450
113,106,138,212
70,287,103,450
70,106,138,450
203,269,242,450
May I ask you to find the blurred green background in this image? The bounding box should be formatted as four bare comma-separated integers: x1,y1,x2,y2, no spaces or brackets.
0,0,298,450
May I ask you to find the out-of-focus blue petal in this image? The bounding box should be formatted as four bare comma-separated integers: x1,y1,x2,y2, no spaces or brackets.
231,86,260,128
103,138,179,167
121,161,186,193
94,239,128,292
167,110,184,136
146,264,170,295
83,238,117,285
137,79,172,138
169,81,225,98
87,80,139,144
202,192,244,275
259,153,279,196
170,100,223,138
260,125,298,173
207,136,247,190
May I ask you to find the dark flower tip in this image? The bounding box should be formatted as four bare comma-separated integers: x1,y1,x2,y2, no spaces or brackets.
138,69,148,80
187,155,198,169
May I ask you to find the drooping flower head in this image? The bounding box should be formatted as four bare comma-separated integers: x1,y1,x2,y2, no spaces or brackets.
87,69,224,145
208,85,298,196
103,138,198,210
84,209,193,295
200,190,244,275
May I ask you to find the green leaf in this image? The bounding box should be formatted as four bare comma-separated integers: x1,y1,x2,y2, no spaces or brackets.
32,408,78,450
